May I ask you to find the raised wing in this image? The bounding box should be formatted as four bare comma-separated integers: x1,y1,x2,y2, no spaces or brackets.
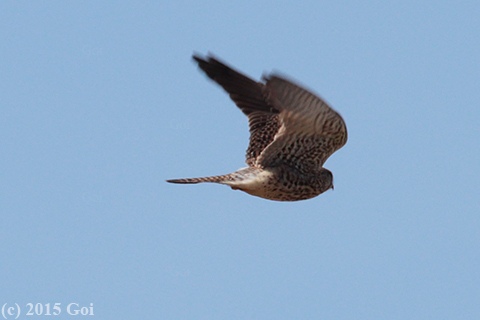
193,54,280,166
257,75,348,172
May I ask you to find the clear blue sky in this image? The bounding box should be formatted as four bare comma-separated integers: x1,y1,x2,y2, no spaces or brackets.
1,1,479,319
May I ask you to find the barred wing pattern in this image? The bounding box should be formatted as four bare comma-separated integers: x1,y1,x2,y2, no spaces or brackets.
193,55,280,166
257,76,348,172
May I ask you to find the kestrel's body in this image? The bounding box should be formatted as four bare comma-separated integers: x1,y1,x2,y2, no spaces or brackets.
167,54,348,201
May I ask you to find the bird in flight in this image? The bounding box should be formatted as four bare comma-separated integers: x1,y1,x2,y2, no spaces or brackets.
167,53,347,201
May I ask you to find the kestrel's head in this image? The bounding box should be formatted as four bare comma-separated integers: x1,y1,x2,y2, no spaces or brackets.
320,168,334,193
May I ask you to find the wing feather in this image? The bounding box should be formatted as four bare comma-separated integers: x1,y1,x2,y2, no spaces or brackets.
193,54,280,166
193,55,347,173
257,75,347,171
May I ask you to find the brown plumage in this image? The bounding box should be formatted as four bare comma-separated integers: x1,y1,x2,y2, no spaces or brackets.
167,53,347,201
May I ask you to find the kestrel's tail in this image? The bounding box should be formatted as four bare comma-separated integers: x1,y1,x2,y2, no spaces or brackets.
166,173,235,185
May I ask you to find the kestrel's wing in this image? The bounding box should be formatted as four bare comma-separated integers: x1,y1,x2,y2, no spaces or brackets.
193,54,280,166
256,75,348,173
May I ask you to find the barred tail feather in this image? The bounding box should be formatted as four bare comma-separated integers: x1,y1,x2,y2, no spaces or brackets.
166,173,234,185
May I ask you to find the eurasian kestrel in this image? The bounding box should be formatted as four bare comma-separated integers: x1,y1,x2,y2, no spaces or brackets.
167,54,347,201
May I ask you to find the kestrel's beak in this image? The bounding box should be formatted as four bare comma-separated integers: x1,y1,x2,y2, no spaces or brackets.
332,185,334,190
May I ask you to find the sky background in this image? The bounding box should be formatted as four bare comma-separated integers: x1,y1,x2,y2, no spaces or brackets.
1,1,479,319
